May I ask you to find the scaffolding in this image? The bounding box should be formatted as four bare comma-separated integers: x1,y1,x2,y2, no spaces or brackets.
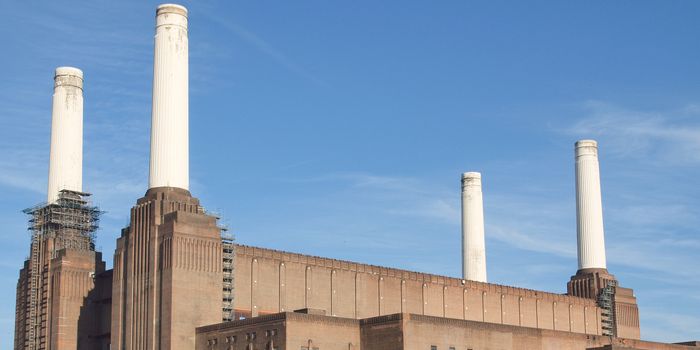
222,228,235,322
597,279,617,337
26,232,40,350
22,190,101,350
203,209,235,322
24,190,101,252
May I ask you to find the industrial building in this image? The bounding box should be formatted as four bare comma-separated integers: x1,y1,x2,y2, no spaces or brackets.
13,3,698,350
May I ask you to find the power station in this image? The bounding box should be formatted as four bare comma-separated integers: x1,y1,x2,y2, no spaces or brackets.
12,4,698,350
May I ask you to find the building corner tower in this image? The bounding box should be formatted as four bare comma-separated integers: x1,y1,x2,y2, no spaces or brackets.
14,68,107,350
461,172,487,282
111,4,223,350
566,140,640,339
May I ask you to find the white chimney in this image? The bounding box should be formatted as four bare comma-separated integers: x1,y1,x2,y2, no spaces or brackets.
575,140,607,270
149,3,189,190
461,172,487,282
47,67,84,203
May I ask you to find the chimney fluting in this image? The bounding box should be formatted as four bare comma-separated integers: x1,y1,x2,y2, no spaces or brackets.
461,172,487,282
149,3,189,190
575,140,608,270
47,67,84,203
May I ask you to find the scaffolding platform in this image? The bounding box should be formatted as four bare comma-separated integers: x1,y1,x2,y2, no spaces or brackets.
21,189,101,350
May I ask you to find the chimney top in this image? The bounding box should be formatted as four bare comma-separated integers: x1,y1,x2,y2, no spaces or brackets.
462,172,481,180
461,172,482,190
157,3,188,16
156,4,188,29
54,67,83,90
55,67,83,79
575,139,598,158
575,139,598,148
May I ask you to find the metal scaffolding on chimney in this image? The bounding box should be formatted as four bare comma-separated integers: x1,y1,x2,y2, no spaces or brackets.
24,190,101,252
21,189,101,350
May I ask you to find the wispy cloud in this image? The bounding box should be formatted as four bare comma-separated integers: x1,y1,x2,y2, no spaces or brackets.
567,101,700,164
487,224,575,258
0,150,46,195
325,172,460,222
199,9,328,87
642,309,700,343
609,243,699,282
289,171,577,257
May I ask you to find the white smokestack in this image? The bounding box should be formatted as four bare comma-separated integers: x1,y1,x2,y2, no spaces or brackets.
47,67,84,203
149,3,189,190
575,140,607,270
461,172,487,282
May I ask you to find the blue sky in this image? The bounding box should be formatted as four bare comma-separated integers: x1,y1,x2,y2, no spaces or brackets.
0,0,699,346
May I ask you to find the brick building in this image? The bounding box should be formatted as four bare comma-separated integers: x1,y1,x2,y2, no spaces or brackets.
12,3,698,350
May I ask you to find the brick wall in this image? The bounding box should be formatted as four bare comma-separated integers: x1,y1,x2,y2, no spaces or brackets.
233,244,601,336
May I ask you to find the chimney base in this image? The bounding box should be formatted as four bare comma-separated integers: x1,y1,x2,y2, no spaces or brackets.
567,269,640,339
568,268,615,299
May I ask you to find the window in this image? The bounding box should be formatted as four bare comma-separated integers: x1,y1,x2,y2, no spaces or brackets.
431,346,437,350
450,347,455,350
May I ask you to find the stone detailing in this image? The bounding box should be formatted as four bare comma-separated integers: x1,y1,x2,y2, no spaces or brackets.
234,244,602,336
162,236,222,271
568,268,617,300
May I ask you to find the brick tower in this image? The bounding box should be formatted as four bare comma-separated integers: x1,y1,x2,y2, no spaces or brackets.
110,4,223,349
